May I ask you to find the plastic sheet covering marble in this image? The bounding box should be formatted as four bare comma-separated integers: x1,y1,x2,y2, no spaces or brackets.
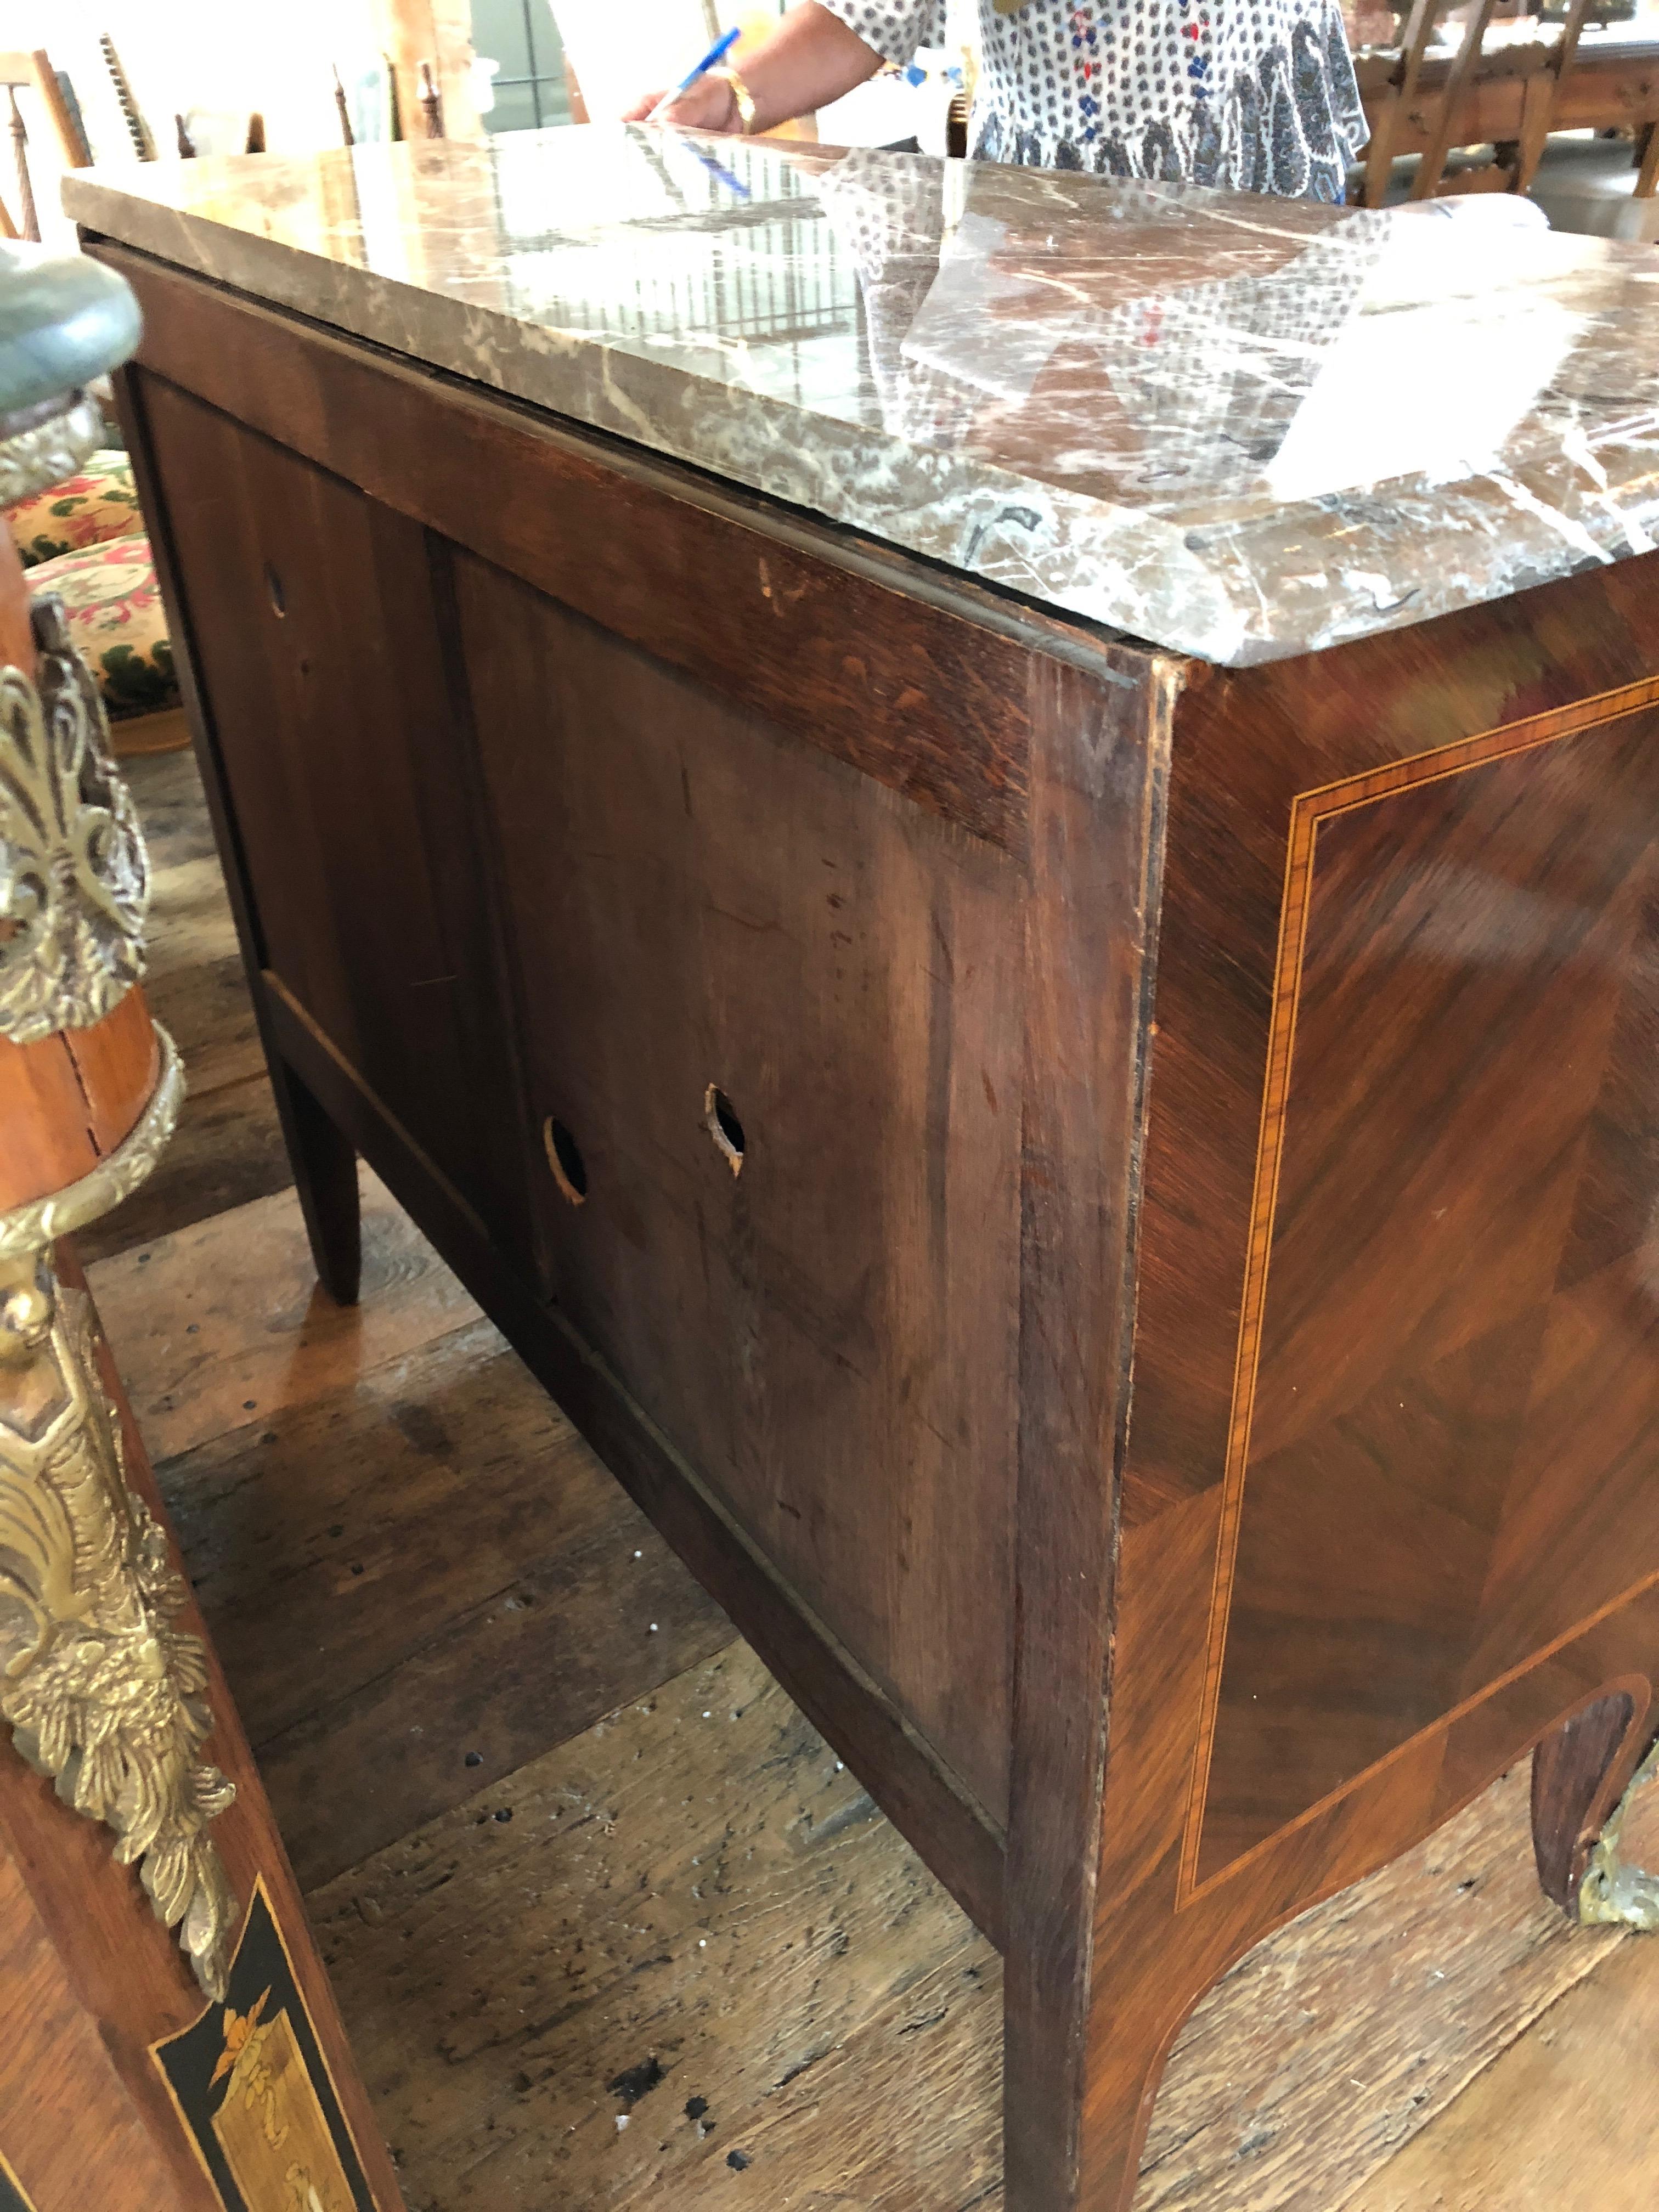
64,127,1659,663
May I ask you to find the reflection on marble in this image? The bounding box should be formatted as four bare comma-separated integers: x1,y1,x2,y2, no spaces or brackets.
65,128,1659,663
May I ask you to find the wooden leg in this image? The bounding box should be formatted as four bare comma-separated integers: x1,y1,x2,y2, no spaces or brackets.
1361,92,1399,208
274,1056,362,1305
1007,1880,1243,2212
1071,1946,1214,2212
1532,1690,1650,1914
1636,122,1659,200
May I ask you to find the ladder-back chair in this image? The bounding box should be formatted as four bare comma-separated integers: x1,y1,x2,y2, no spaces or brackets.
0,50,94,243
1357,0,1595,205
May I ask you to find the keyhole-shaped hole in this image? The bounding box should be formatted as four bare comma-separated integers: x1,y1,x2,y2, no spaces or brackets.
543,1117,587,1206
265,562,287,617
704,1085,745,1176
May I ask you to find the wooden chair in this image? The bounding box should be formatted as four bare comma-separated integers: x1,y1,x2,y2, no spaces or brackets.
1357,0,1595,205
0,50,93,243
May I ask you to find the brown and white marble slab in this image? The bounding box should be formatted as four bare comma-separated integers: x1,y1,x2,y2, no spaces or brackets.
66,127,1659,663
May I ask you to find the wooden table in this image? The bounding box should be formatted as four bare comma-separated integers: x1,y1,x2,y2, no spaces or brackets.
1355,20,1659,200
70,131,1659,2211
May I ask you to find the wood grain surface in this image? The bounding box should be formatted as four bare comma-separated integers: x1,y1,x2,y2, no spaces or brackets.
162,1313,733,1889
1340,1909,1659,2212
1203,694,1659,1877
89,1170,477,1463
303,1645,1638,2212
100,236,1659,2210
456,546,1025,1831
86,746,1659,2212
134,375,539,1280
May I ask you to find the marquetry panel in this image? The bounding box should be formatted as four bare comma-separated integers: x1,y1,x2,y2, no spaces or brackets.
1195,686,1659,1884
151,1880,378,2212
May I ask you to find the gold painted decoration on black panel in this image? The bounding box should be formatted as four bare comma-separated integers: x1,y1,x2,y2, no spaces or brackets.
151,1878,377,2212
0,2152,40,2212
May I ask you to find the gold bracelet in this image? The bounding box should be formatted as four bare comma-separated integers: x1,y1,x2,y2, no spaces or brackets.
714,65,758,134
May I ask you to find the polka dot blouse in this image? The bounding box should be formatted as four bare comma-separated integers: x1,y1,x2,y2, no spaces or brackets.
821,0,1368,204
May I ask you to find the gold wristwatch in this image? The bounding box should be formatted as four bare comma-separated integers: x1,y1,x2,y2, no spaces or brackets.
714,65,758,134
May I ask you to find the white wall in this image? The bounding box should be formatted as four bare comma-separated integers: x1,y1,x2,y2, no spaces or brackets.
7,0,386,244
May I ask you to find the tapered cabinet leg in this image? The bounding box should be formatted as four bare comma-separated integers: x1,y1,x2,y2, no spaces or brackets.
1006,1978,1172,2212
274,1058,362,1305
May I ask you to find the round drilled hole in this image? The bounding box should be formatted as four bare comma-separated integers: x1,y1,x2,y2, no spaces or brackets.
704,1085,745,1177
543,1117,588,1206
264,561,286,617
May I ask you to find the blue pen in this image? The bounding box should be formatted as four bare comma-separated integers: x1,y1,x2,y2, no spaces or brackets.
686,139,753,200
647,25,742,123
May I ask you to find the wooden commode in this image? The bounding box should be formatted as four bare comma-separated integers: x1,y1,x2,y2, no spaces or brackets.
67,128,1659,2210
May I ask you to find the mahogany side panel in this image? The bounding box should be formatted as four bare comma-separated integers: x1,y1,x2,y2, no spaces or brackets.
1204,693,1659,1877
1074,557,1659,2212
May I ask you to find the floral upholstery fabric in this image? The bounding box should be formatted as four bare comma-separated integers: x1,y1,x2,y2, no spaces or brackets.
5,449,144,568
29,534,179,723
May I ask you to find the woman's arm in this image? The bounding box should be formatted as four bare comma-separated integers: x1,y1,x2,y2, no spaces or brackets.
622,2,884,133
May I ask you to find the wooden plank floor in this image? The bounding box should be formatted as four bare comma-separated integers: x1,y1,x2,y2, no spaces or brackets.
84,748,1659,2210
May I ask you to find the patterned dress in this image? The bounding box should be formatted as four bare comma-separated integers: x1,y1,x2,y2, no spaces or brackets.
820,0,1368,203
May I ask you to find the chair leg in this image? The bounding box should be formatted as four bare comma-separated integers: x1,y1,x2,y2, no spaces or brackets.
1362,93,1400,208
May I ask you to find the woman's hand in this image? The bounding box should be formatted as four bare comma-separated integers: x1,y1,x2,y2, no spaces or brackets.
622,73,741,131
620,3,885,135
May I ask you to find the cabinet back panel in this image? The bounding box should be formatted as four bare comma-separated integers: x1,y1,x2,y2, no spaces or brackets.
455,550,1022,1825
140,377,534,1263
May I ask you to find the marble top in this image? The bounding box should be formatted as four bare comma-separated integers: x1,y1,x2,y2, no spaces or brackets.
65,128,1659,664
